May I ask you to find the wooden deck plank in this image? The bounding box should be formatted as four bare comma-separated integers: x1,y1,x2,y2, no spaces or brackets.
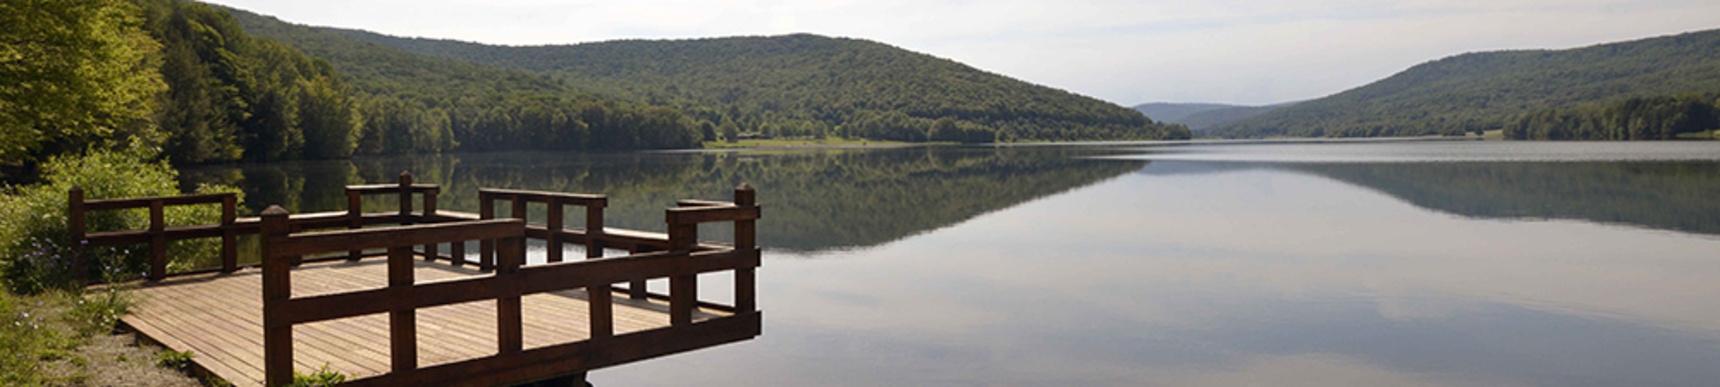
120,257,736,387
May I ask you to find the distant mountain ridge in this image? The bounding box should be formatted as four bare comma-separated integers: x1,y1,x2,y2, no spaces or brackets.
1209,29,1720,138
323,30,1190,141
1135,102,1296,131
1132,103,1239,123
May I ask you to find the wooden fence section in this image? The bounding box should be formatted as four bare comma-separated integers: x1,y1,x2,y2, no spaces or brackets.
69,189,237,281
82,172,764,386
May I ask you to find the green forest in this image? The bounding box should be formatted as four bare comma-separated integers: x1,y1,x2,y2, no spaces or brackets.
2,0,712,181
1208,29,1720,139
1504,94,1720,140
310,29,1190,143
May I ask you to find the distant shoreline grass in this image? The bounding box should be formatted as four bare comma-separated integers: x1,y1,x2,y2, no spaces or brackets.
1675,130,1720,140
700,138,925,149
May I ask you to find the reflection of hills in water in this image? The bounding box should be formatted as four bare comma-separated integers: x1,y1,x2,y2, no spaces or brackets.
181,147,1145,253
1140,160,1720,236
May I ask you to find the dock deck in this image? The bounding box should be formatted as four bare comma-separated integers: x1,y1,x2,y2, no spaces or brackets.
124,258,729,386
75,174,762,386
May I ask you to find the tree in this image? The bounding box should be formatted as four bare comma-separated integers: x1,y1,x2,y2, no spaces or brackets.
296,75,359,158
0,0,164,172
720,120,739,142
698,120,717,142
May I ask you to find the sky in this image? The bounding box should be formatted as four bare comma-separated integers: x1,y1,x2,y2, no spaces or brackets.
201,0,1720,106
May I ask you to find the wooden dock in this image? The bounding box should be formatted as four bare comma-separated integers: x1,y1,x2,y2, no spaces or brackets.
74,173,762,386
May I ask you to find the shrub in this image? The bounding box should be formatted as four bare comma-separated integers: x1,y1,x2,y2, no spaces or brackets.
155,349,193,370
291,364,346,387
0,142,240,293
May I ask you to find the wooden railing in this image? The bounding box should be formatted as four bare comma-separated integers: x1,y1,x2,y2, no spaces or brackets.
67,172,447,283
342,172,440,261
69,189,238,281
476,188,607,269
257,184,763,386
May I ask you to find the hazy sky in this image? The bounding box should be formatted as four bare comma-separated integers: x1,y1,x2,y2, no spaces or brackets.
203,0,1720,106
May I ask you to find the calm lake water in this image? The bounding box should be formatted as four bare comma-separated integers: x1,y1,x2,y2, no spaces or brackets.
179,140,1720,386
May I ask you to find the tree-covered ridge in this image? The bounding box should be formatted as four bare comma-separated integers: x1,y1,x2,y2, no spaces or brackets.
328,31,1191,142
1209,29,1720,138
222,7,703,153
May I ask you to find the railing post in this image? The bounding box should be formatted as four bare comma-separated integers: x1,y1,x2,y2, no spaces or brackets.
148,199,166,281
586,198,605,261
497,233,524,354
387,244,417,372
585,198,611,339
221,194,237,273
479,191,495,272
347,188,362,261
546,198,563,263
397,171,413,226
422,187,438,262
67,187,88,284
629,246,651,300
260,206,293,387
511,195,527,228
668,213,698,326
451,238,466,267
734,184,758,313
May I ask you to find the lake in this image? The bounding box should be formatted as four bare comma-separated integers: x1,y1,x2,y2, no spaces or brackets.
179,140,1720,386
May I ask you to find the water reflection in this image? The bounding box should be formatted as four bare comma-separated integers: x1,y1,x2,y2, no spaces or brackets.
179,142,1720,386
1124,141,1720,237
598,155,1720,386
178,146,1144,253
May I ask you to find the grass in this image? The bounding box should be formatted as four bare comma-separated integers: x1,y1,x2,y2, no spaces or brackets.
1464,129,1506,140
1,284,202,386
700,137,916,149
1675,129,1720,140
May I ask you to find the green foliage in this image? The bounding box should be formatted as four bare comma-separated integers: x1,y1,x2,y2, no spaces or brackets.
155,349,193,370
136,0,363,163
0,0,166,176
1212,29,1720,138
290,364,346,387
0,143,240,293
305,30,1190,142
1504,94,1720,140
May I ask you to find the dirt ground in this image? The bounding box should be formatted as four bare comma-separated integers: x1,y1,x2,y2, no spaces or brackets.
39,332,202,387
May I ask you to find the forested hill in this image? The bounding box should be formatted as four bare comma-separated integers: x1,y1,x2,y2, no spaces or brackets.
222,7,704,152
1209,29,1720,138
323,31,1190,142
